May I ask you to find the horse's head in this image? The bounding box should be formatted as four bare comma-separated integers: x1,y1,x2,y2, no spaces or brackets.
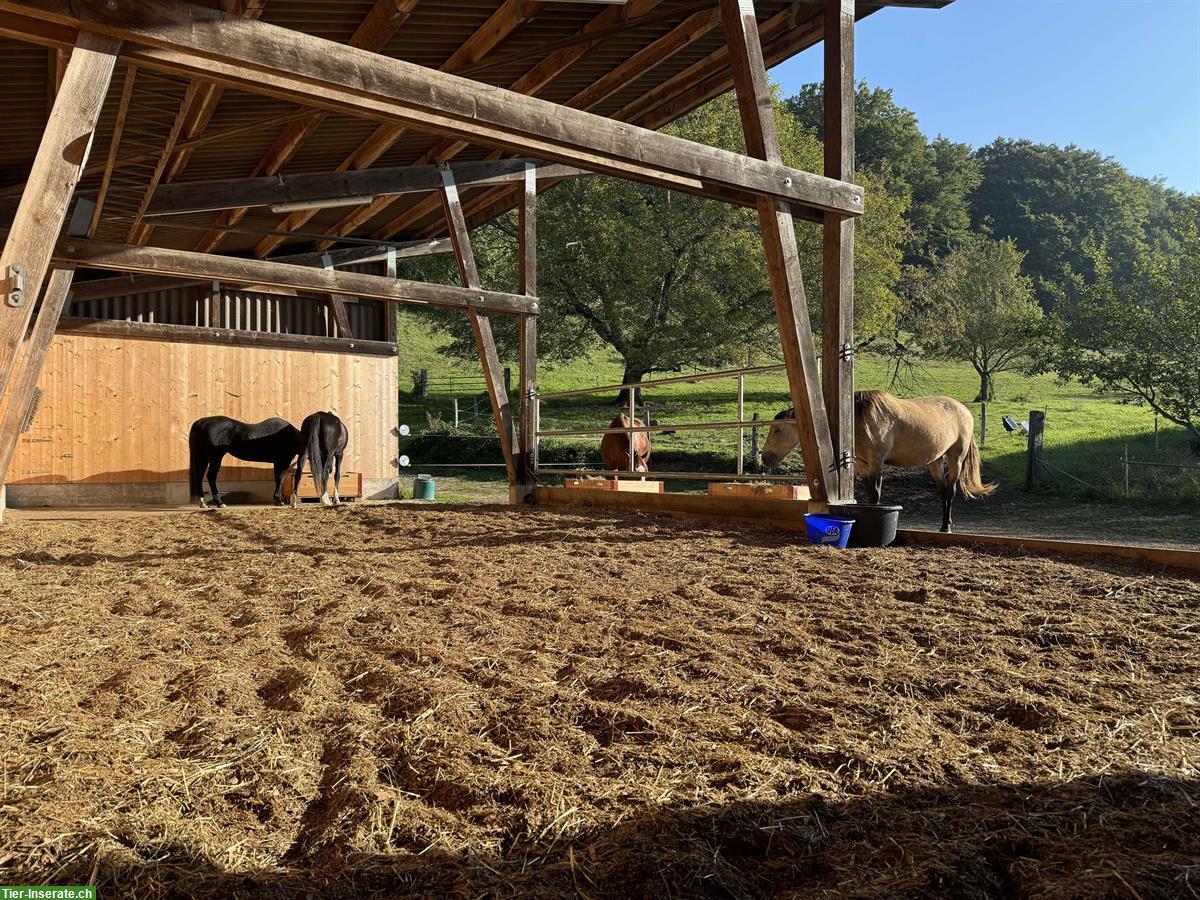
760,408,799,472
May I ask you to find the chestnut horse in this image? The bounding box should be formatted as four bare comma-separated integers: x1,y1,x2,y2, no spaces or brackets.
761,390,994,532
600,414,651,473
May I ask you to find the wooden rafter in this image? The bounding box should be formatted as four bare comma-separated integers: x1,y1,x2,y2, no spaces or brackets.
127,80,201,245
52,239,536,315
454,7,828,235
67,238,453,303
720,0,836,503
88,63,136,237
193,0,423,254
361,0,673,244
145,158,584,217
253,0,550,258
0,0,866,220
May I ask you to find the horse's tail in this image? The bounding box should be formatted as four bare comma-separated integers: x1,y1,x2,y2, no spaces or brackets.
188,421,206,502
959,438,997,499
306,417,326,496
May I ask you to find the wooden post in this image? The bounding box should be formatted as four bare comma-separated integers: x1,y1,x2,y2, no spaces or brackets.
516,163,538,503
720,0,837,502
822,0,855,503
1025,409,1044,491
327,293,354,338
438,166,516,483
0,31,119,400
736,373,745,476
0,267,75,518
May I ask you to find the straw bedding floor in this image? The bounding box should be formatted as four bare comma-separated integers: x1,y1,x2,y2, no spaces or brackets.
0,503,1197,899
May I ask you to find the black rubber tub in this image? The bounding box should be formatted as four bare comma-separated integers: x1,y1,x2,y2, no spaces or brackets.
828,504,902,547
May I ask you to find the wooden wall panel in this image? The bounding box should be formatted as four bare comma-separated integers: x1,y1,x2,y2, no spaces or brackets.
9,334,397,485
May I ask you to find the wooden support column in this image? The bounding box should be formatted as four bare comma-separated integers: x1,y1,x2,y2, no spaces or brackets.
822,0,855,502
516,162,538,503
0,30,118,406
438,167,517,484
719,0,836,502
0,266,75,517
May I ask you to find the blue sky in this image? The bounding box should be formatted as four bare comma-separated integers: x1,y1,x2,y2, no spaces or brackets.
771,0,1200,194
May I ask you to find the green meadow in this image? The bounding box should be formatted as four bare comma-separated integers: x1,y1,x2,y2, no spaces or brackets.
395,311,1199,542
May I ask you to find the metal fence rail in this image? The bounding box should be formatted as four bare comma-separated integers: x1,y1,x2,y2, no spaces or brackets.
534,363,796,482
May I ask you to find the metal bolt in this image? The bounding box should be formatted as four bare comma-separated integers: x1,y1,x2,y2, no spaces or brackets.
7,290,23,308
106,0,117,8
783,177,793,187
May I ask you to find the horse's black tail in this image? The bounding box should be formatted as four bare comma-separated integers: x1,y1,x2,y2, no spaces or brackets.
307,416,327,498
188,421,207,503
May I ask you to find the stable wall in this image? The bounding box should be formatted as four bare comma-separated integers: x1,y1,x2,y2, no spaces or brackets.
7,333,398,505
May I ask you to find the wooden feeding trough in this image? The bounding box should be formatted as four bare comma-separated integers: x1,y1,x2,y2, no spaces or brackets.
282,469,363,502
708,482,810,501
564,478,664,494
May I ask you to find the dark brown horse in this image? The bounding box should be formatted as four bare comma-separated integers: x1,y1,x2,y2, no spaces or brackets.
600,414,651,473
188,416,299,508
292,411,349,507
762,390,995,532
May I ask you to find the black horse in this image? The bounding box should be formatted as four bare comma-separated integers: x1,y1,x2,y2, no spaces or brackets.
293,411,349,507
188,416,300,508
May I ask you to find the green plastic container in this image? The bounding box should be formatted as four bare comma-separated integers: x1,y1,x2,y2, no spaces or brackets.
412,474,436,501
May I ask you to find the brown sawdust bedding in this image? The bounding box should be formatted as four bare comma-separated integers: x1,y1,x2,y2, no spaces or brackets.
0,503,1197,899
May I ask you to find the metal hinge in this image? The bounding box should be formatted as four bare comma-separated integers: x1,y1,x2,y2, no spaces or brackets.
3,264,26,308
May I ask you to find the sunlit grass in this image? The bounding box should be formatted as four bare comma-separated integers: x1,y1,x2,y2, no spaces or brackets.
396,311,1198,506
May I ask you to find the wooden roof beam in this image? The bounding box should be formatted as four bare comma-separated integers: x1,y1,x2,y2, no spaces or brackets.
253,0,549,257
192,0,422,253
146,159,586,217
53,239,537,315
0,0,864,218
69,237,453,303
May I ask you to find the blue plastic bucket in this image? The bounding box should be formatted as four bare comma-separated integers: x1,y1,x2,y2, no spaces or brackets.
804,513,855,548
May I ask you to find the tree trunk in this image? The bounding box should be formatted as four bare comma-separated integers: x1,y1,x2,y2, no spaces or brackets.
974,370,995,403
614,362,646,406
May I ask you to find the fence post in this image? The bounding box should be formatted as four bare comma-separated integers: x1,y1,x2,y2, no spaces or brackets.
504,366,511,396
1154,414,1159,453
473,397,480,422
418,368,428,398
452,397,459,428
980,400,987,447
750,412,761,472
1124,443,1130,495
1024,409,1044,490
736,374,745,475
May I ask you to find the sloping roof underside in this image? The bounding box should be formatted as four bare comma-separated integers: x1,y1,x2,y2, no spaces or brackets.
0,1,942,260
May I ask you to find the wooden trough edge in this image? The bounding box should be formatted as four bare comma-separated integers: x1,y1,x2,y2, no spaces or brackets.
896,529,1200,575
534,485,827,528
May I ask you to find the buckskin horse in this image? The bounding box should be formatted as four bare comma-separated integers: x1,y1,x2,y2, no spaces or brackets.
293,411,349,507
600,413,651,474
188,416,300,508
761,391,995,532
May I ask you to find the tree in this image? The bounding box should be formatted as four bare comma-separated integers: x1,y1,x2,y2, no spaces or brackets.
1053,205,1200,445
969,138,1182,306
787,83,979,264
413,91,909,400
915,237,1044,402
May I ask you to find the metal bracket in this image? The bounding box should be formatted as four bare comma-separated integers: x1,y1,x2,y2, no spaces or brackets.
839,342,854,362
3,264,26,308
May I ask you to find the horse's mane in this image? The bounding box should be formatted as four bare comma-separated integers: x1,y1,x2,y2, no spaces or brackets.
854,390,888,425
